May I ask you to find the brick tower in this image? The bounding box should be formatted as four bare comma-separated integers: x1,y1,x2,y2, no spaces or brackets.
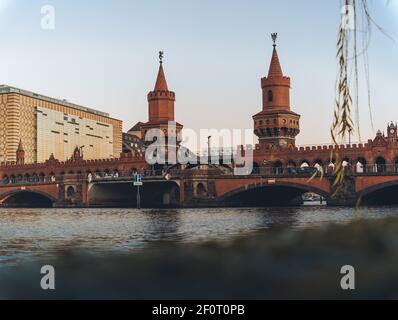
387,121,397,143
141,52,183,142
16,139,25,165
253,34,301,149
141,52,183,166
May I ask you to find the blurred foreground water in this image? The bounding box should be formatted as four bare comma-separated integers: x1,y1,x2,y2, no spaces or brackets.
1,206,398,299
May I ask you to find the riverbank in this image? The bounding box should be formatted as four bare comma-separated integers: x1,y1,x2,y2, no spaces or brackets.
1,215,398,299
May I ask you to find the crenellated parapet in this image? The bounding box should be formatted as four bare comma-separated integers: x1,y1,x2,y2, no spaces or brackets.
147,90,176,101
0,152,148,178
253,128,398,168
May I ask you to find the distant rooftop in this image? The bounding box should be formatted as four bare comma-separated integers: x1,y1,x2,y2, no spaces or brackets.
128,122,144,133
0,85,109,118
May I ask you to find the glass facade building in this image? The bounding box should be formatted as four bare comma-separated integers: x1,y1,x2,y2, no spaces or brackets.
0,85,122,163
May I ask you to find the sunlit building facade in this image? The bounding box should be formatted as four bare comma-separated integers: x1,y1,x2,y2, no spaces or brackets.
0,85,122,163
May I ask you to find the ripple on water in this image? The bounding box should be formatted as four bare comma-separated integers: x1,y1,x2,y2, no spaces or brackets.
1,206,398,266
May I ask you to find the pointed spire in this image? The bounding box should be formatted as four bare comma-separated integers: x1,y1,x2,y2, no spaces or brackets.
154,64,169,91
154,51,169,91
267,33,283,78
17,139,24,152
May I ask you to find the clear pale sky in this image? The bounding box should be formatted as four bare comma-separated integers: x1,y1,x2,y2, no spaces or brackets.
0,0,397,147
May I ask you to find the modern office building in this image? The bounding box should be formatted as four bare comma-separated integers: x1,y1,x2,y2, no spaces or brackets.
0,85,122,163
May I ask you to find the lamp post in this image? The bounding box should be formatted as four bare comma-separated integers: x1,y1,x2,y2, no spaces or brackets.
208,136,212,165
133,173,143,209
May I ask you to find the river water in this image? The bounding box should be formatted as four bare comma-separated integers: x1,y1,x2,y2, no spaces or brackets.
1,205,398,266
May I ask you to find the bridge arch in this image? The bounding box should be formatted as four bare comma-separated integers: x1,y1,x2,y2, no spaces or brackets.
0,190,57,208
88,179,181,208
219,182,330,207
360,179,398,205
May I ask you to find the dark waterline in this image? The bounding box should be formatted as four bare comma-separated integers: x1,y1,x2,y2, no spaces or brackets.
1,206,398,266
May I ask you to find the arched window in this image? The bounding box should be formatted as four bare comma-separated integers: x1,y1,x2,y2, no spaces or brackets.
357,158,367,173
67,186,75,198
375,157,386,173
3,175,9,184
252,162,260,174
197,183,207,197
287,161,297,174
314,160,324,172
268,90,273,102
273,161,283,175
300,161,310,168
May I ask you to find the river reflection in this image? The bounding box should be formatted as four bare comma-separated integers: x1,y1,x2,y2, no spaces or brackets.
1,206,398,265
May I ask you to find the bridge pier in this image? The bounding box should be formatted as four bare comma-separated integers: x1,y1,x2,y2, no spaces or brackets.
53,174,88,208
327,176,357,207
179,179,185,205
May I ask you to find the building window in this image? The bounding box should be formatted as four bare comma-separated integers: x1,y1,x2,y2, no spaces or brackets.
268,90,273,102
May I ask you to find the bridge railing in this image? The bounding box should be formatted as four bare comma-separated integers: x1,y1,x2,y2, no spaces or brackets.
2,164,398,187
0,176,57,186
355,164,398,175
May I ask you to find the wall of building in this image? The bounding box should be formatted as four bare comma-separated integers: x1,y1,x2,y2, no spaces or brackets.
0,90,122,163
37,107,114,162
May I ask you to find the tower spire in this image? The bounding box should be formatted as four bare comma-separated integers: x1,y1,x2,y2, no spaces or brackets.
17,139,24,152
268,33,283,78
16,139,25,165
154,51,168,91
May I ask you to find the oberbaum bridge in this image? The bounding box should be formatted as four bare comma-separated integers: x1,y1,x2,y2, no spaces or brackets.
1,37,398,208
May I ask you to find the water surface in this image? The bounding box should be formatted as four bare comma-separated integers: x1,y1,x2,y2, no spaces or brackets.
1,206,397,265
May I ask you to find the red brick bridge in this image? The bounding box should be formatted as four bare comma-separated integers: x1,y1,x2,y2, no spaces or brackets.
2,124,398,208
1,153,398,208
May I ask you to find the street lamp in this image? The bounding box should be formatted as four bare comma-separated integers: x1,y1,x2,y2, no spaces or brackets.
208,136,212,165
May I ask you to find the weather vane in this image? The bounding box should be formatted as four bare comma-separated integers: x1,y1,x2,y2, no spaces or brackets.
159,51,164,64
271,33,278,47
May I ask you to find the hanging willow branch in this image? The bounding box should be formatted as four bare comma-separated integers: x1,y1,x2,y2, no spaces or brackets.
331,0,392,188
331,0,355,187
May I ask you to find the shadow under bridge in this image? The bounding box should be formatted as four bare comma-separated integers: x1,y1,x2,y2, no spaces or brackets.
88,179,181,208
218,182,330,207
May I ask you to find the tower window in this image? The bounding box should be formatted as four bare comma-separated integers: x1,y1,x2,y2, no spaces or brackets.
268,90,273,102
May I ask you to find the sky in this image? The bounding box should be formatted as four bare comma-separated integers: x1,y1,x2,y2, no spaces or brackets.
0,0,397,150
